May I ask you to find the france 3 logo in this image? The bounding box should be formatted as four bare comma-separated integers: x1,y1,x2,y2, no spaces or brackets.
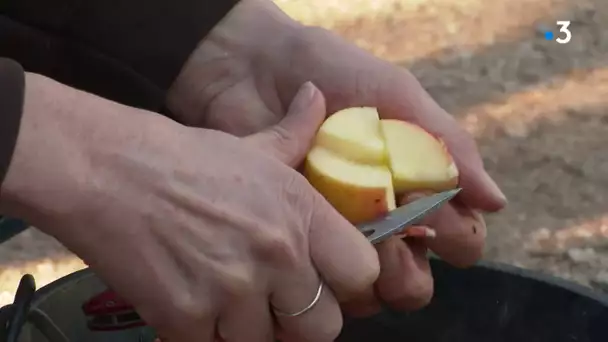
542,21,572,44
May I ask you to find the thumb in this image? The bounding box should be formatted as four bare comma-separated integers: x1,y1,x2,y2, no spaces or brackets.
243,82,326,167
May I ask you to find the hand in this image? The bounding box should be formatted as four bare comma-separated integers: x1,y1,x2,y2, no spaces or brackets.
167,0,507,314
1,76,379,341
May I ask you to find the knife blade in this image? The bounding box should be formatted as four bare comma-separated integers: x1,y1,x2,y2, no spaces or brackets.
356,188,461,244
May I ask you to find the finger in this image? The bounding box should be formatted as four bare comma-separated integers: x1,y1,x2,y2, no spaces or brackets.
308,190,380,302
375,237,433,311
244,81,326,167
270,261,343,342
375,70,507,212
136,295,216,342
341,235,434,316
217,296,273,342
201,80,285,137
340,227,434,317
340,282,382,318
401,193,486,267
152,318,215,342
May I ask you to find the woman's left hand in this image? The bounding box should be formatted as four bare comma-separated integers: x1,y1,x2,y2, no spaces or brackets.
167,0,507,315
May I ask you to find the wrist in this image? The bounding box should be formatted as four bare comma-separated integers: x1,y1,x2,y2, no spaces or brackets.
166,0,304,125
0,73,104,228
0,73,172,234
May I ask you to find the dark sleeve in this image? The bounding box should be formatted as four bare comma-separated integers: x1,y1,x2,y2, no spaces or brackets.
0,0,239,112
0,58,24,189
0,0,238,187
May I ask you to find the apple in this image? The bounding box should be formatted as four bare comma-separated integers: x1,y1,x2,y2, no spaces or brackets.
304,107,458,224
314,107,386,164
305,107,395,224
381,119,459,193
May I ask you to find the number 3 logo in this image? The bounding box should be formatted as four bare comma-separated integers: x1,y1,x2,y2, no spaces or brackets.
556,21,571,44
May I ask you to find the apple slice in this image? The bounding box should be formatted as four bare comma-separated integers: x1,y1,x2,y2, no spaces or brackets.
305,147,396,224
315,107,386,165
380,119,459,193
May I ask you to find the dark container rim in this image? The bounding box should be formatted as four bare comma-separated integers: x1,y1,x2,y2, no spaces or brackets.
29,258,608,307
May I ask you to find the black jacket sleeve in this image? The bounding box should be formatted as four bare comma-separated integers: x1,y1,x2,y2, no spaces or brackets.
0,0,239,188
0,0,239,111
0,58,24,191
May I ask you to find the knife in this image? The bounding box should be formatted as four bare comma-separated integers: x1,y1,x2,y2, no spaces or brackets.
356,188,461,244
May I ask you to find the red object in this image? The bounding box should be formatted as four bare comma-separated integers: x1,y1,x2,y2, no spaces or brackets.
82,289,146,331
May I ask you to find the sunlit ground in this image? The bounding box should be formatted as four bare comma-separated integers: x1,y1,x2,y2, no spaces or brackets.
1,0,607,304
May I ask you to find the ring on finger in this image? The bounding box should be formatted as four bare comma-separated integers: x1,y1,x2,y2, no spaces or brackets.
272,281,324,317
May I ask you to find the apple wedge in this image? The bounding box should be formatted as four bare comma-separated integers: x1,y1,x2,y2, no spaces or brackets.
314,107,386,164
380,120,459,193
304,107,459,225
305,147,396,224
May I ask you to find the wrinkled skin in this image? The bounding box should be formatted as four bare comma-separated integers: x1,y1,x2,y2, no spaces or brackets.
3,76,379,342
168,0,507,315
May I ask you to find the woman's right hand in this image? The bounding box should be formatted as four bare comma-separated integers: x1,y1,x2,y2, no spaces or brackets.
0,77,379,342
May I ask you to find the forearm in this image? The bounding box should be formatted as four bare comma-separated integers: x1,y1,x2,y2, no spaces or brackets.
0,69,175,231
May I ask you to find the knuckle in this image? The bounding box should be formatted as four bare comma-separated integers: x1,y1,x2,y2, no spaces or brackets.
217,264,257,297
267,126,299,163
289,26,329,64
272,125,297,147
255,229,303,269
145,293,210,332
281,173,317,226
282,168,312,198
172,293,209,320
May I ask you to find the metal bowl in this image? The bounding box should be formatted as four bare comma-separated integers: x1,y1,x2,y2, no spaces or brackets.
3,259,608,342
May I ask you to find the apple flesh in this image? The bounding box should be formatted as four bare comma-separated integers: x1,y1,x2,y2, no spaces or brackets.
304,107,458,224
305,107,395,224
305,147,396,224
314,107,386,165
381,120,458,193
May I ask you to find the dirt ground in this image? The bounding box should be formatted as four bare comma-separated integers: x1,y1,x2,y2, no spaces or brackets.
1,0,608,304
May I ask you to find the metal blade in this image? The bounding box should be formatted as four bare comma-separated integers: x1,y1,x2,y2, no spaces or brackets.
356,188,462,244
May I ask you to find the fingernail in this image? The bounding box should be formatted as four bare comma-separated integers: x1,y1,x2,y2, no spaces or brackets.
397,225,436,239
482,172,508,204
289,81,317,113
399,191,430,205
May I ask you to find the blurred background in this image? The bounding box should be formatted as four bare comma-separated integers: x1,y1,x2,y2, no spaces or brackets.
1,0,607,304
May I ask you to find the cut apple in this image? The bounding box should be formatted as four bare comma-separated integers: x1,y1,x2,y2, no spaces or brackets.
381,120,459,193
305,147,396,224
304,107,459,224
314,107,386,165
